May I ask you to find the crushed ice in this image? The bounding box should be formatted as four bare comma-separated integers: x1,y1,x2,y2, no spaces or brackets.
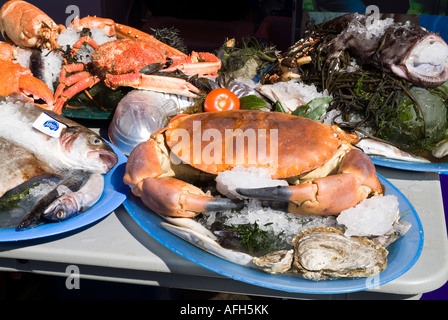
347,16,394,39
337,195,400,236
203,167,405,249
57,28,117,63
215,165,288,199
201,199,338,246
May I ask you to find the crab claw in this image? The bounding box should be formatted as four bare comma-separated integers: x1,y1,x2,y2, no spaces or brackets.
124,138,243,218
134,176,243,218
236,186,292,202
237,149,383,216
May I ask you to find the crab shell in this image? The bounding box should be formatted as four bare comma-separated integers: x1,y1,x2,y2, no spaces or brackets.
91,39,169,79
165,110,359,178
123,110,383,217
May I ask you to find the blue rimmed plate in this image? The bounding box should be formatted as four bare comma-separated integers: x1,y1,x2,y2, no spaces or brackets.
123,173,424,294
371,156,448,173
0,143,129,242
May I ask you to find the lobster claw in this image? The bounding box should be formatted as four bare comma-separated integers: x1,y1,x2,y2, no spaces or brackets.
0,60,54,110
19,72,54,108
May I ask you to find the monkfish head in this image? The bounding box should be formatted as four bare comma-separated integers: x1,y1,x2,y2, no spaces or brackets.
392,33,448,88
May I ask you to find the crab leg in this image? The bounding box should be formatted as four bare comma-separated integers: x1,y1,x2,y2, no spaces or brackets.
124,139,243,218
114,23,187,57
105,72,201,98
69,16,116,37
237,149,383,216
70,35,99,56
70,16,187,57
54,63,100,113
164,52,222,76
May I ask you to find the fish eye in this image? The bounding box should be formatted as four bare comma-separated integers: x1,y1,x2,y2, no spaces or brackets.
56,210,65,219
90,136,103,145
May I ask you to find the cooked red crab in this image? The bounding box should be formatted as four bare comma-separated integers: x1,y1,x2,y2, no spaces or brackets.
124,110,383,218
0,1,222,113
53,35,221,113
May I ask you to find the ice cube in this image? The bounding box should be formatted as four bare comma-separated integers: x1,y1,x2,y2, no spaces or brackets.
215,165,288,199
337,195,400,237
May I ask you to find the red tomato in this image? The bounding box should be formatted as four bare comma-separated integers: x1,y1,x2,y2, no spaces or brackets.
204,88,240,112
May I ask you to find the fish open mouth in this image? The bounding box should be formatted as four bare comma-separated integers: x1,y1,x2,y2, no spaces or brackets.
85,150,118,173
403,34,448,87
97,151,119,173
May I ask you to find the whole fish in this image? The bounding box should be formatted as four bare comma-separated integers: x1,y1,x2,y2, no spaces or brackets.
356,138,430,163
324,13,448,88
0,98,118,229
43,172,104,221
0,136,56,198
16,171,104,230
0,98,117,174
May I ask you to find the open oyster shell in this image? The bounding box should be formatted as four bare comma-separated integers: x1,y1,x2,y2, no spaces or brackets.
253,249,294,274
292,227,388,281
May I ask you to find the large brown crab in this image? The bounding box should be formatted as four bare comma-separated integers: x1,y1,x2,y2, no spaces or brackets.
124,110,383,218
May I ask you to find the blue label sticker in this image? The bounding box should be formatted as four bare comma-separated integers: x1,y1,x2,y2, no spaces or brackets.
33,112,67,138
43,120,60,131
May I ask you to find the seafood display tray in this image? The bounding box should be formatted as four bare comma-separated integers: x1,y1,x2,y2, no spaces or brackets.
123,174,424,294
0,144,129,242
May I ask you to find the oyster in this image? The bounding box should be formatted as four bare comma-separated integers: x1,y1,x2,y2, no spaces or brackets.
292,227,388,281
253,249,293,274
368,221,412,248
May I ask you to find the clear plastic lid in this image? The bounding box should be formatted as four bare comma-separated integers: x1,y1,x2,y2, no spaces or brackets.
108,90,180,155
